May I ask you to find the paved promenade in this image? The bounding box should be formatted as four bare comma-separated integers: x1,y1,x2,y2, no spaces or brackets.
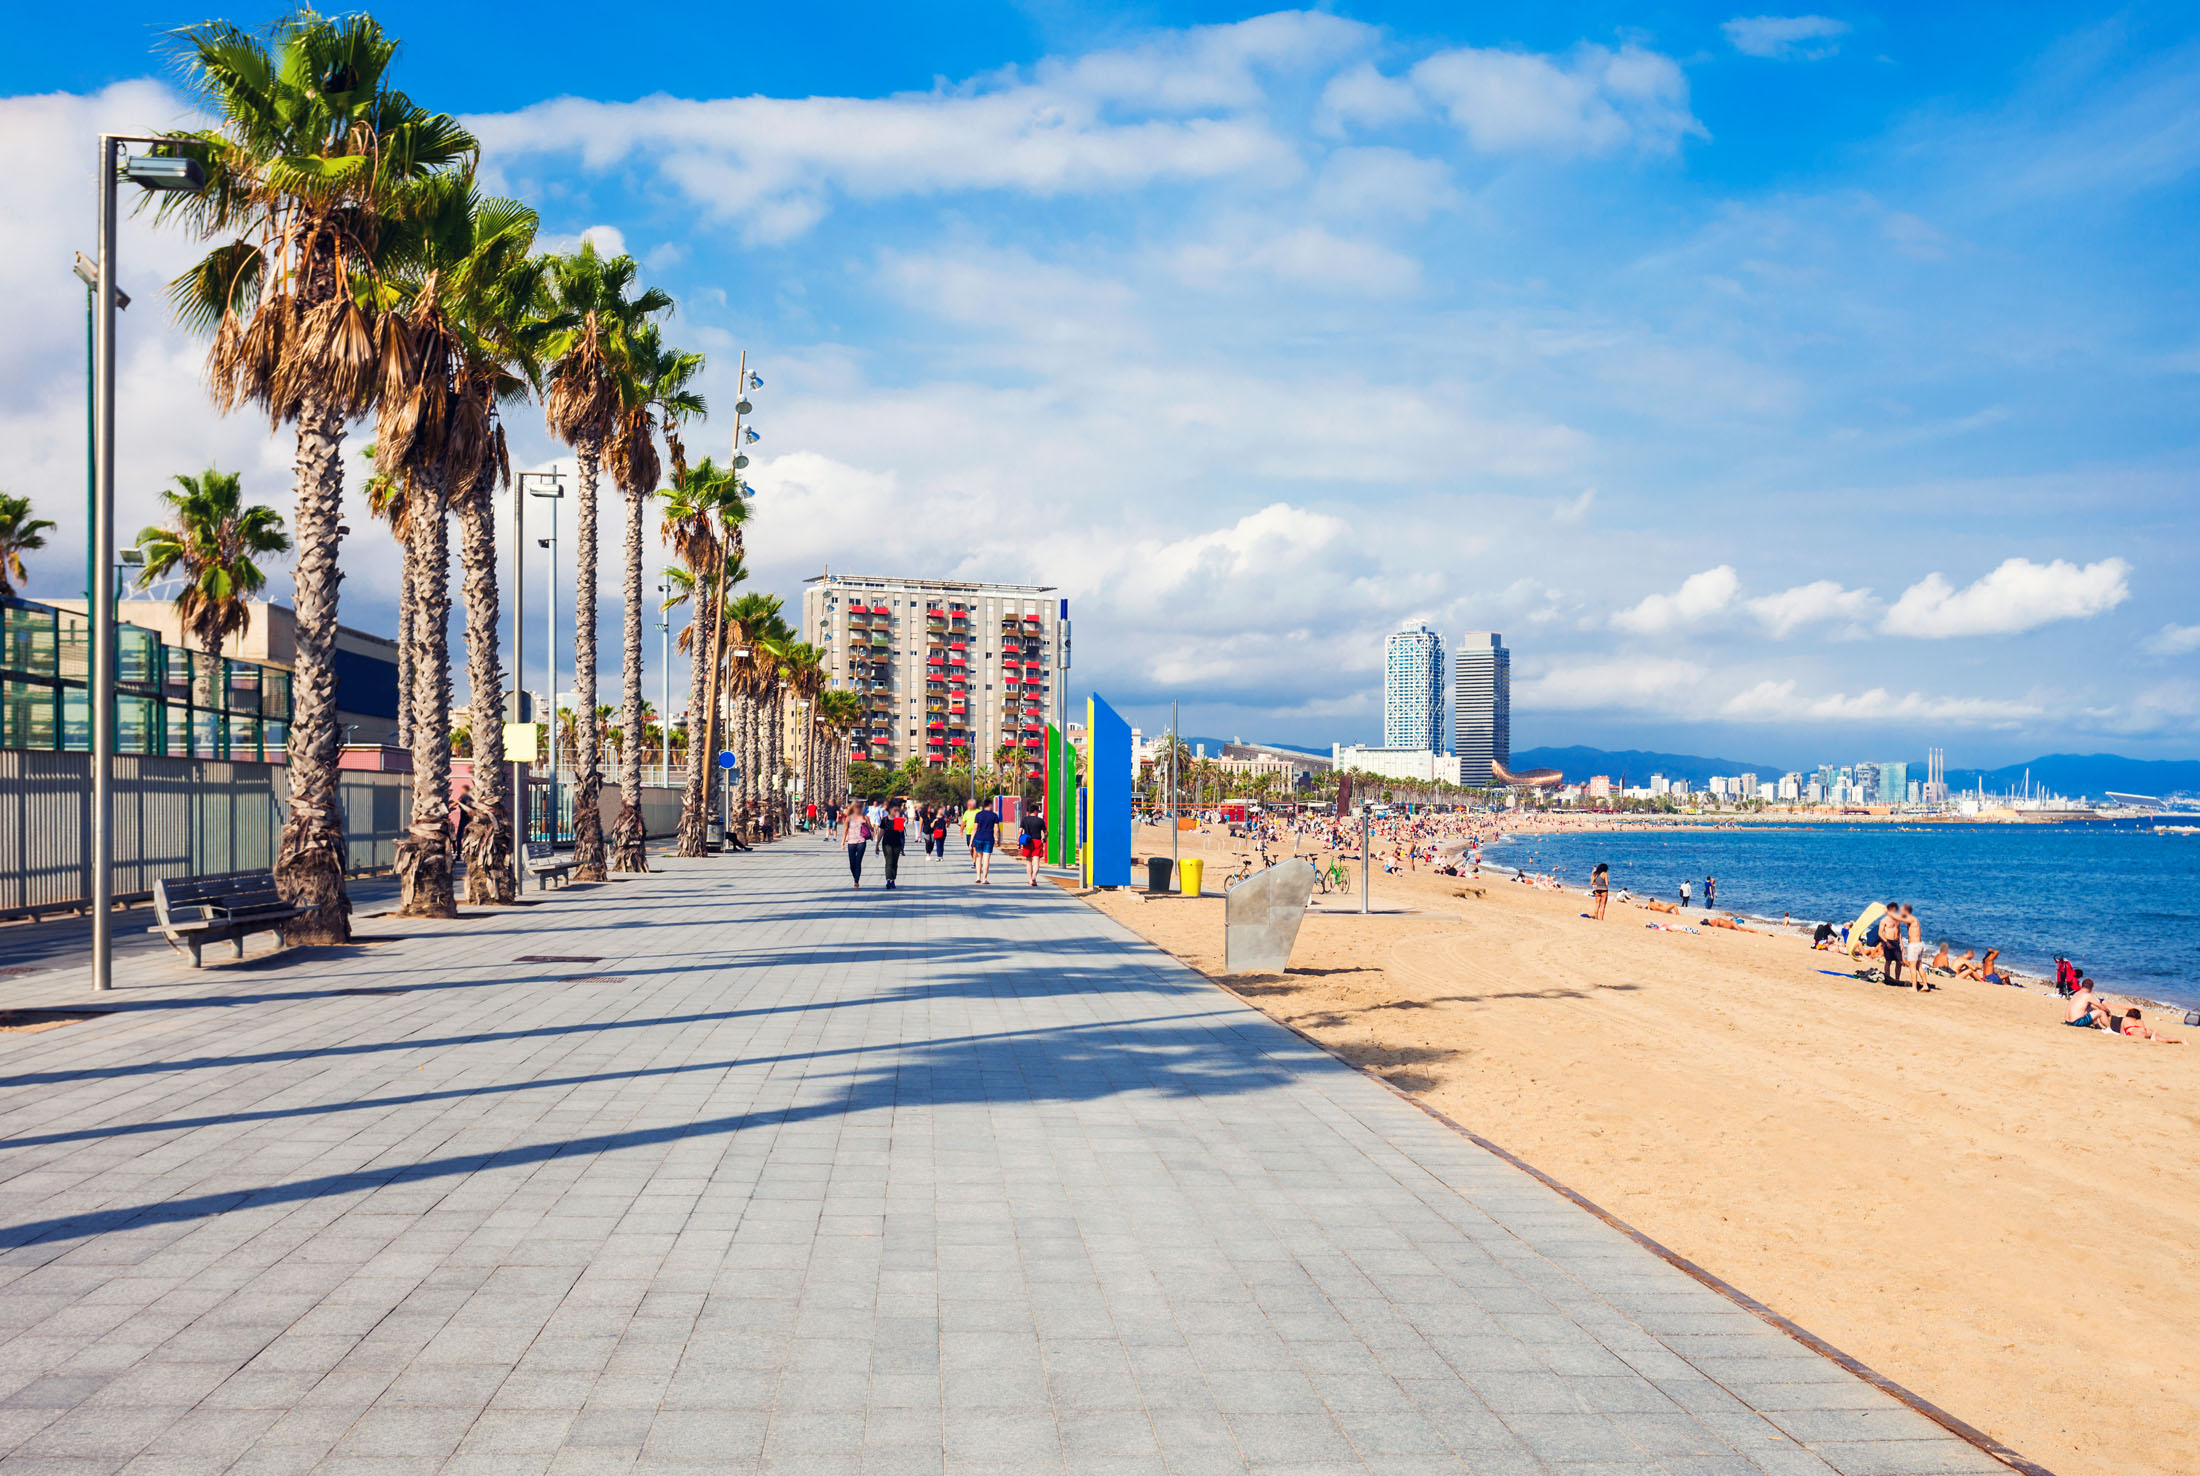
0,840,2011,1474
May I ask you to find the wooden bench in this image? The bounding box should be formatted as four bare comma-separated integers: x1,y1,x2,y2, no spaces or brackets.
524,841,575,890
149,872,308,967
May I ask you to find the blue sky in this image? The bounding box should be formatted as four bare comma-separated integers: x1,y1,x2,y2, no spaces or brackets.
4,2,2197,769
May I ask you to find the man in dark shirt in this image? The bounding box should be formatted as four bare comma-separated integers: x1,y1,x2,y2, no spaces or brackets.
881,798,908,890
970,800,1000,885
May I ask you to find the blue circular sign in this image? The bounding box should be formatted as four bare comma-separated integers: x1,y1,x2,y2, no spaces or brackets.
716,750,738,771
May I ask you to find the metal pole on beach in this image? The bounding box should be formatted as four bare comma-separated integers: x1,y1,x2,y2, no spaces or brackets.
1360,805,1371,915
1170,699,1179,878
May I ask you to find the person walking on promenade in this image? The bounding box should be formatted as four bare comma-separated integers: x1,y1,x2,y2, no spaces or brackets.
1019,804,1047,886
961,803,979,865
881,797,908,890
841,805,871,889
970,799,1000,885
1591,863,1609,920
930,807,950,861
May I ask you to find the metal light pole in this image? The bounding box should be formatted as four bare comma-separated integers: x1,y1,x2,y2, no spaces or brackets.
522,473,564,838
1170,698,1179,879
656,581,671,789
509,476,525,887
1360,805,1371,915
90,137,202,993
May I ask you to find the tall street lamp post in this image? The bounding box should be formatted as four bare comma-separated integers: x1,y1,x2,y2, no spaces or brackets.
520,472,564,842
90,138,203,994
655,580,671,789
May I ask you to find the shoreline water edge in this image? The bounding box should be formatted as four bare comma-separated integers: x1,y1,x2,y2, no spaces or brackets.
1479,814,2199,1013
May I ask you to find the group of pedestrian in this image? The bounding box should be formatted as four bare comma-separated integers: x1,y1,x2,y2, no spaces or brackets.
838,795,1050,890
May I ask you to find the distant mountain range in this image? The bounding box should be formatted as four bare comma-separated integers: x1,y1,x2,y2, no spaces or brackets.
1940,753,2200,799
1509,746,1784,786
1508,746,2200,797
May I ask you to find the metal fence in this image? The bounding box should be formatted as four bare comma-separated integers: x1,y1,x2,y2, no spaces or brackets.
525,779,688,847
0,751,412,919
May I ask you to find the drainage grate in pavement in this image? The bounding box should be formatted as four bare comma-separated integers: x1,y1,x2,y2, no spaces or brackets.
515,955,604,964
0,967,47,979
0,1009,115,1034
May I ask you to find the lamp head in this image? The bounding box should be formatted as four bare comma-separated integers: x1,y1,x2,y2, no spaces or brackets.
125,155,205,193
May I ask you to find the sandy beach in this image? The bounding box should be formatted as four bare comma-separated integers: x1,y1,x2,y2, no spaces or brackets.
1089,822,2200,1476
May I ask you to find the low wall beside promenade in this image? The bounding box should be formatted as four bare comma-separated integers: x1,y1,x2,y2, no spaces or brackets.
0,751,415,919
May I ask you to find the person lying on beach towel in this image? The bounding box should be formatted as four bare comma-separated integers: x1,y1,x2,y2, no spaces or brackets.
1643,898,1679,914
2116,1008,2182,1043
1812,923,1839,950
1703,914,1761,934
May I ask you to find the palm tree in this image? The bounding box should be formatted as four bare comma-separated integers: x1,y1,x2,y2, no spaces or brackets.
0,492,57,601
155,13,475,943
660,463,747,853
779,643,824,823
373,175,546,916
129,467,289,719
359,448,414,746
541,243,669,880
442,199,551,905
607,324,704,872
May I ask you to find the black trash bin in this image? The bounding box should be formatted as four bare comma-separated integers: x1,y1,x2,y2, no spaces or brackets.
1145,856,1174,894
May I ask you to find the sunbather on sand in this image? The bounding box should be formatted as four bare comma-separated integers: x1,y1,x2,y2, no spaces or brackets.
1703,914,1760,934
1644,898,1679,915
2065,983,2115,1031
1930,942,1952,973
2116,1008,2183,1044
1948,948,1979,978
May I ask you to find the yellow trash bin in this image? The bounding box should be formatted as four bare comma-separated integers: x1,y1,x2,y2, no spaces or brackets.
1178,857,1205,896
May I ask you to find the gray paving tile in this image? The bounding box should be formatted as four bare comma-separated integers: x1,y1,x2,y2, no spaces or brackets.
0,845,2018,1476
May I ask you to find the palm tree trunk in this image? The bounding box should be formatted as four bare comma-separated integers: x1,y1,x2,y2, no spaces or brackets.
275,397,352,944
675,585,715,856
395,475,456,918
610,482,649,872
570,436,606,879
394,555,414,747
457,469,514,904
766,684,784,836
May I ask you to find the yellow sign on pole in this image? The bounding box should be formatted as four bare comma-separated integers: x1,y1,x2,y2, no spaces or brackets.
502,722,539,763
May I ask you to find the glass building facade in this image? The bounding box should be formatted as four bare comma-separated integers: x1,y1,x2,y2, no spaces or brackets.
1,595,291,759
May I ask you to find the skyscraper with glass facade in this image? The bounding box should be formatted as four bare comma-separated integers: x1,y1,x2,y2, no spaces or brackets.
1383,625,1445,751
1453,632,1510,787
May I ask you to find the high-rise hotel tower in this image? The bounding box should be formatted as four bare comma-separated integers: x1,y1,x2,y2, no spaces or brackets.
1383,624,1446,751
1453,632,1510,786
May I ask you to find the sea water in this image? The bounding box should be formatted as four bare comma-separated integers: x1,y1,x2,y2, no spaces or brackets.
1482,819,2200,1009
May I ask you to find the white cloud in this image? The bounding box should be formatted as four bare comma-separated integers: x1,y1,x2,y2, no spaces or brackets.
1722,679,2040,726
1551,488,1596,523
1722,16,1852,61
1880,557,2130,638
1175,225,1423,296
467,14,1368,242
1745,579,1876,637
2142,622,2200,656
537,223,627,257
1513,658,1708,711
1314,61,1424,135
1309,147,1459,223
1611,566,1739,634
1410,43,1704,155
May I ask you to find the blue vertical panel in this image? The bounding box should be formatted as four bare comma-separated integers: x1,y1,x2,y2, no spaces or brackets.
1087,695,1131,888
